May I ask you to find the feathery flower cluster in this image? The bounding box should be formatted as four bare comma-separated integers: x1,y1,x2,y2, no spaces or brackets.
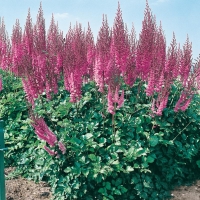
44,145,57,156
112,3,130,75
86,23,96,79
179,36,192,87
31,117,58,147
174,92,193,112
136,1,157,81
95,15,111,93
151,92,169,116
58,141,66,154
0,1,199,120
31,116,67,156
124,24,137,86
0,18,10,70
63,23,87,102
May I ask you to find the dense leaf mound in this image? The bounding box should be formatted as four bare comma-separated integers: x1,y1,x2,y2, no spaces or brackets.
1,70,200,200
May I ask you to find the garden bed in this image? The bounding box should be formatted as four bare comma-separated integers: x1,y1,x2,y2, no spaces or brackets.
5,167,200,200
5,168,52,200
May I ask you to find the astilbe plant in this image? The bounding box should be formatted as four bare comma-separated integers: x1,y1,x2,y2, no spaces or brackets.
94,14,111,93
31,115,66,156
112,2,130,75
1,1,200,157
11,20,23,76
165,33,180,82
0,18,10,71
124,24,137,87
105,3,129,114
106,39,124,115
63,23,87,102
86,23,96,80
146,23,166,96
46,15,64,99
136,1,157,81
174,37,194,112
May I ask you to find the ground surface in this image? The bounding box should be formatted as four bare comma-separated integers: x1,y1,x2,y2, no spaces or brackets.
169,180,200,200
5,168,52,200
4,168,200,200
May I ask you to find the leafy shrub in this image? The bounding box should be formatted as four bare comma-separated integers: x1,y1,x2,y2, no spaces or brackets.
2,74,200,200
0,70,38,169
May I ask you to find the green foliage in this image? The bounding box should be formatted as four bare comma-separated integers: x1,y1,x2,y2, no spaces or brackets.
1,72,200,199
0,70,38,169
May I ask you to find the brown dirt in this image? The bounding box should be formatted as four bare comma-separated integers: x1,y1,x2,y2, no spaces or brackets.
5,167,200,200
168,180,200,200
5,167,53,200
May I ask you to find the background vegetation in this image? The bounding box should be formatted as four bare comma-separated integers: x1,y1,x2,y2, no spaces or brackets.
1,69,200,200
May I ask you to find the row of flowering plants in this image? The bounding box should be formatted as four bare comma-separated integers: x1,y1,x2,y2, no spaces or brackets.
1,1,200,199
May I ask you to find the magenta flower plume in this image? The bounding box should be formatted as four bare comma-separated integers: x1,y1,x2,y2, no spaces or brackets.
31,116,58,147
113,85,124,109
58,141,66,154
21,9,36,80
95,15,111,93
63,23,87,102
165,33,180,81
86,23,95,79
124,24,137,87
179,36,192,87
46,15,63,99
0,18,10,70
114,85,120,103
32,3,47,95
44,146,57,156
23,9,34,57
136,1,157,80
94,57,105,93
22,79,35,107
174,92,193,112
146,70,155,96
11,20,23,76
152,92,169,116
117,90,124,109
156,95,169,116
146,23,166,96
112,2,130,75
192,58,200,90
107,86,115,115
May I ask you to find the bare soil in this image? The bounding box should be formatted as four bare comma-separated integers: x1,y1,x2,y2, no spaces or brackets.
5,168,53,200
169,180,200,200
4,167,200,200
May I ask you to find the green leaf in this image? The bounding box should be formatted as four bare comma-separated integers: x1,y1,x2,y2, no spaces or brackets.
35,158,44,166
105,182,111,190
65,186,72,194
196,160,200,168
115,178,122,186
149,136,159,147
84,133,93,139
98,188,106,194
167,117,174,123
20,125,28,130
82,168,89,177
146,155,155,163
120,186,128,193
108,195,114,200
114,189,121,195
126,166,134,172
88,154,96,161
143,181,151,188
64,167,71,173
